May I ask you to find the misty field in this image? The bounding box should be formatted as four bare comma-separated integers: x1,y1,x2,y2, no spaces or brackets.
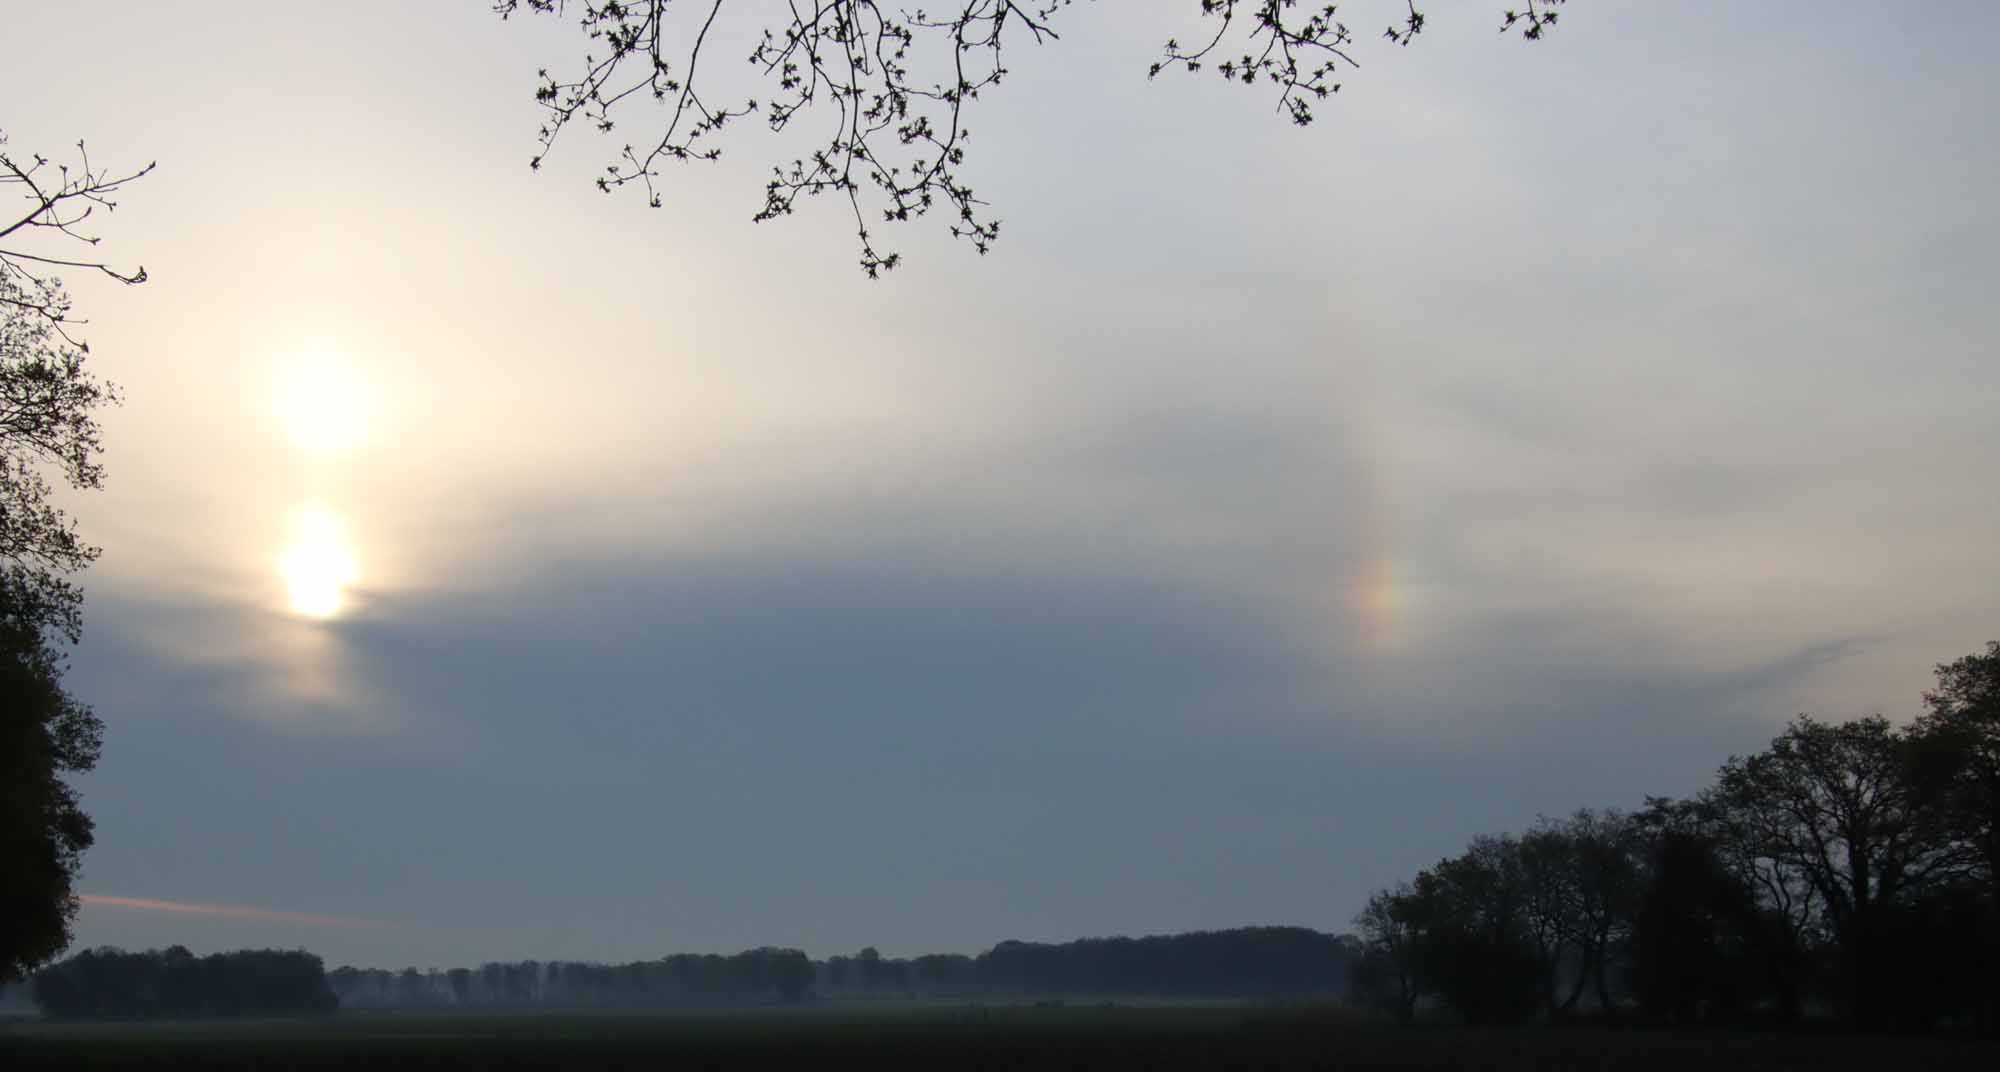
5,1003,1999,1069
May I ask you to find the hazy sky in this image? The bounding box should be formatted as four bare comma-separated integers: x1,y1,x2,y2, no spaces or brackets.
6,1,1996,969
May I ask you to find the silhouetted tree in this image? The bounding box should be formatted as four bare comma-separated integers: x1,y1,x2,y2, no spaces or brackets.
1627,825,1773,1024
1352,647,2000,1032
1910,644,2000,901
1397,838,1545,1026
965,927,1350,998
1715,716,1965,1026
0,131,149,982
1349,884,1422,1021
910,952,977,994
1906,641,2000,1033
0,583,100,983
31,947,336,1020
1514,824,1580,1012
495,0,1567,275
1354,815,1645,1023
762,947,814,1002
1556,809,1643,1010
331,947,818,1009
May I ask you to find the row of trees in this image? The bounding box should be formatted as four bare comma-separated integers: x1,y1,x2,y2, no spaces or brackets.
826,928,1352,999
1349,643,2000,1032
324,927,1352,1010
30,947,337,1020
329,948,814,1008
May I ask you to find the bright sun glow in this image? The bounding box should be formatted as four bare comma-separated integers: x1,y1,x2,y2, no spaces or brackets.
275,345,371,458
279,503,360,619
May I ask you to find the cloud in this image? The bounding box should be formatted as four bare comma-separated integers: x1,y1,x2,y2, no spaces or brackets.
22,0,2000,968
79,894,380,930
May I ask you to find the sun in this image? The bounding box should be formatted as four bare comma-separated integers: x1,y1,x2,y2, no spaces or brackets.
278,503,360,619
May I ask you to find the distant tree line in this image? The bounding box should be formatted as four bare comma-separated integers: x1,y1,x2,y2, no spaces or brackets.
1349,642,2000,1034
327,927,1351,1010
821,928,1351,1000
30,947,336,1020
329,948,813,1009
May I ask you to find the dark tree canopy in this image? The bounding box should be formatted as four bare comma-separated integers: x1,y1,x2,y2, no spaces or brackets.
32,947,338,1020
1348,884,1421,1022
0,129,149,982
1909,644,2000,951
1350,643,2000,1033
0,589,101,982
497,0,1567,276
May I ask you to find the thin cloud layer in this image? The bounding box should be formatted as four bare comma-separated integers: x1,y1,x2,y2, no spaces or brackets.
79,895,379,930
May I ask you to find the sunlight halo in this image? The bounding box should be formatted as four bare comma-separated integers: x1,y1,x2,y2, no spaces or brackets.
274,344,372,458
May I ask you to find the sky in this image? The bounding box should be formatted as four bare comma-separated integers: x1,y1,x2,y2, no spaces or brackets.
4,1,1997,969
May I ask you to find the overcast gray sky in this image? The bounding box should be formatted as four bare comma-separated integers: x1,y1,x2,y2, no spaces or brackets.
5,1,1996,969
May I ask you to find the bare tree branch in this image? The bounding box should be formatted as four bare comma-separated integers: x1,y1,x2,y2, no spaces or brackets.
499,2,1569,276
0,132,154,343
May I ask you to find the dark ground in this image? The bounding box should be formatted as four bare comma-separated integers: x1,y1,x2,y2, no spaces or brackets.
3,1002,1996,1069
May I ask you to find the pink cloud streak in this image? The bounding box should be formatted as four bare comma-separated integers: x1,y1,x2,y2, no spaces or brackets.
79,894,380,929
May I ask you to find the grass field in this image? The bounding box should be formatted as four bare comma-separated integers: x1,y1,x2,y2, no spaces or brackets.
4,1002,1997,1069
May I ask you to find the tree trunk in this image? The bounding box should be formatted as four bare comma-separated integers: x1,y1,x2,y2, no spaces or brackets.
1592,923,1615,1011
1560,947,1589,1011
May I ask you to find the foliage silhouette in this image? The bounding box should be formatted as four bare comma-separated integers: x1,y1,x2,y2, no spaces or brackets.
31,947,337,1020
325,927,1353,1011
1351,643,2000,1033
0,130,149,982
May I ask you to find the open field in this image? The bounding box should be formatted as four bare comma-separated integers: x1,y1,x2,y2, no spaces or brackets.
4,1003,1998,1069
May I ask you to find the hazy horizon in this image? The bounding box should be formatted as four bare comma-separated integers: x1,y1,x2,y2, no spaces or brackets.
5,1,1996,970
